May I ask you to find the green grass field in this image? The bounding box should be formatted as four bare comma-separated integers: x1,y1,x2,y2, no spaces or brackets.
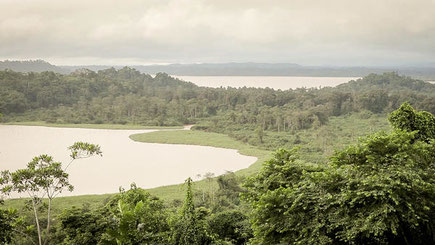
2,121,183,130
286,112,391,162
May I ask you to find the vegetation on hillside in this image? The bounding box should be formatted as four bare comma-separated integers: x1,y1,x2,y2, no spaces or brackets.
243,103,435,244
1,104,433,244
1,69,433,128
1,69,435,244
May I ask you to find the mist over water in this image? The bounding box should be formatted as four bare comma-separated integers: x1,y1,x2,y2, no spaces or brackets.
0,125,256,196
175,76,360,90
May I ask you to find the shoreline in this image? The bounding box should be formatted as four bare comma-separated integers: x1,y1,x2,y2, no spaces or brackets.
1,121,183,130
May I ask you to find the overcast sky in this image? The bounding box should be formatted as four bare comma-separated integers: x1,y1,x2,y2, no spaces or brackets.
0,0,434,66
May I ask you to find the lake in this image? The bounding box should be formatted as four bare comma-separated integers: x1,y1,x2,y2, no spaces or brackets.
0,125,256,196
174,76,360,90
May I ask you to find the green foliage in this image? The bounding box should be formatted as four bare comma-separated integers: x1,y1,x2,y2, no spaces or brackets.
171,178,214,245
2,70,435,244
338,72,435,94
9,155,73,196
255,126,264,143
328,131,435,244
55,206,108,245
2,142,102,245
68,142,103,160
208,210,252,245
215,172,244,208
192,171,245,213
243,104,435,244
101,184,170,245
388,102,435,142
0,170,11,199
357,90,389,113
0,208,18,244
1,70,434,130
242,149,326,244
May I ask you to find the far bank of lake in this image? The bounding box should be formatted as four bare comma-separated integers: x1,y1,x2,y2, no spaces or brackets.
174,76,360,90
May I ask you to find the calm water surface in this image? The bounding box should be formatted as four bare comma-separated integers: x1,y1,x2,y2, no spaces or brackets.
174,76,360,90
0,125,256,196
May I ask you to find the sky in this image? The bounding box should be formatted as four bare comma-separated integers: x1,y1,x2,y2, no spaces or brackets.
0,0,435,66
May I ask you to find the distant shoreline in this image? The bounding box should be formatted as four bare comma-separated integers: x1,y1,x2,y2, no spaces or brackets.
1,121,183,130
2,60,435,80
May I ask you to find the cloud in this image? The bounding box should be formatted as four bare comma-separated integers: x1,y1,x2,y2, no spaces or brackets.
0,0,434,65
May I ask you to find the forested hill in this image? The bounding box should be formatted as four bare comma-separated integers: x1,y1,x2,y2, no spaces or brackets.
0,60,67,74
0,68,434,128
337,72,435,94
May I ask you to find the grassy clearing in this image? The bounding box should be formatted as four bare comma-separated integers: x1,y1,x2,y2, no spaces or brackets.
285,113,391,162
129,130,272,201
4,181,221,216
4,182,212,213
2,121,183,130
130,130,272,176
4,194,113,215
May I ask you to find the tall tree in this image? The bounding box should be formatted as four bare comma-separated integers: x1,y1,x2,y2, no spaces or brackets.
5,142,102,245
171,178,213,245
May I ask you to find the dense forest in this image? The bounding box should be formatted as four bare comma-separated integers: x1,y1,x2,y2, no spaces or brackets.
1,68,434,127
1,68,434,160
1,69,435,244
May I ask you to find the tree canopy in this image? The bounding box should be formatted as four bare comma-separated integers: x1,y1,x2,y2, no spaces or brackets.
243,104,435,244
389,102,435,142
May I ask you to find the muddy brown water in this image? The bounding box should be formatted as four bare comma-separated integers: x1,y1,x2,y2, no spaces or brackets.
0,125,256,196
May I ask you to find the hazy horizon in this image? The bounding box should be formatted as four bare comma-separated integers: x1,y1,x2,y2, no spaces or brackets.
1,0,435,67
3,59,435,69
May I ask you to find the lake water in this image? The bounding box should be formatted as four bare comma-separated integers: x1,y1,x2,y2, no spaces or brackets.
0,125,256,196
174,76,360,90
